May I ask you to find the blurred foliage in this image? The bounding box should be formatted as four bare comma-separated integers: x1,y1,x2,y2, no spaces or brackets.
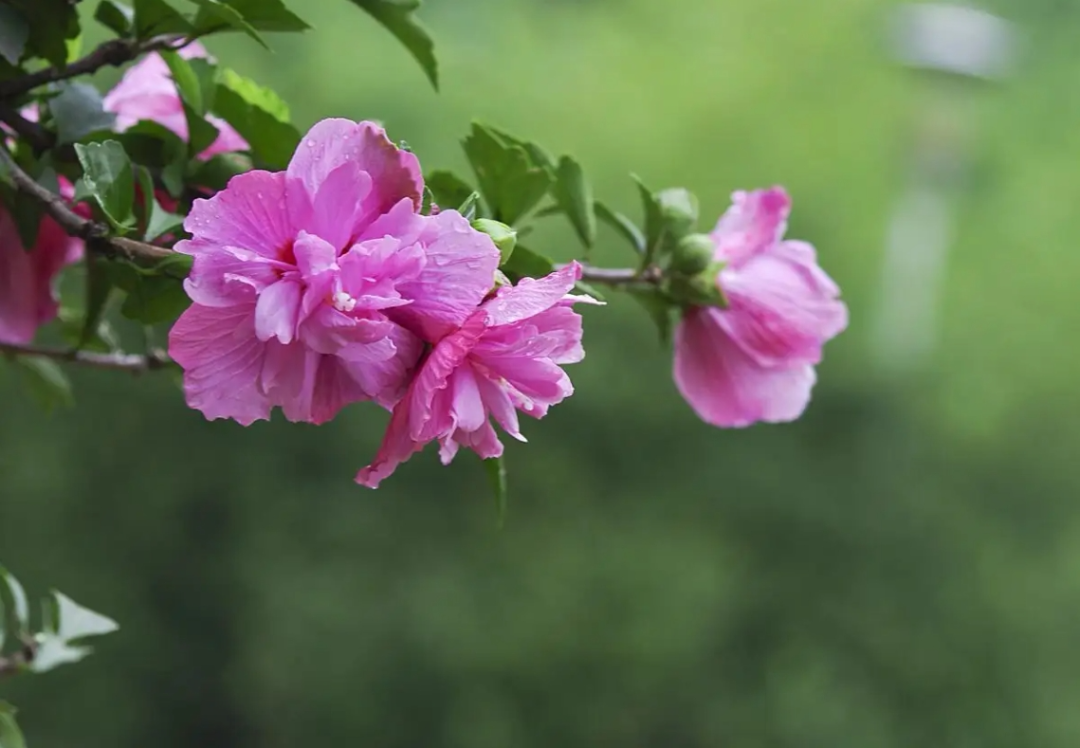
4,0,1080,746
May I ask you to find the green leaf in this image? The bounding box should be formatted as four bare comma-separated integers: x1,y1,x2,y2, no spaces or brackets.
552,155,596,249
627,287,674,345
463,123,553,227
0,567,29,636
186,0,268,50
145,203,184,242
0,711,26,748
345,0,438,90
594,200,645,254
160,49,205,115
187,151,252,191
457,191,479,221
50,82,116,144
15,357,74,413
133,0,193,37
111,120,188,195
106,261,192,325
483,456,508,528
94,0,135,37
0,6,29,65
74,140,135,230
219,68,289,121
632,174,664,266
425,170,474,213
212,0,309,32
8,0,79,68
501,244,553,281
134,164,155,232
211,70,299,169
656,187,699,239
78,257,116,350
483,125,556,172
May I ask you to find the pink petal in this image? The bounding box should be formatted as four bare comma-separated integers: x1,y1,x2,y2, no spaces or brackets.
293,230,338,278
199,115,249,159
338,323,423,408
717,245,848,368
443,419,504,464
286,119,422,233
475,371,523,441
255,279,302,344
290,162,373,252
448,365,486,433
408,311,489,442
310,355,383,425
390,211,500,341
260,339,320,422
711,187,791,266
181,171,293,260
481,262,582,327
674,307,816,428
355,197,425,245
183,250,277,307
355,398,425,488
168,302,272,425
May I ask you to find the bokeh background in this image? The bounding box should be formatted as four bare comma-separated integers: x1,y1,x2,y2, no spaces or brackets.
5,0,1080,745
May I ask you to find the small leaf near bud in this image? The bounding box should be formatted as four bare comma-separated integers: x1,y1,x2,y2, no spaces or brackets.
472,218,517,266
670,233,715,275
668,260,728,309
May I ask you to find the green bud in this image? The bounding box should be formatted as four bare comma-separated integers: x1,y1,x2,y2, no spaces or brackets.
667,260,728,309
670,233,716,275
492,269,512,288
657,188,699,240
472,218,517,265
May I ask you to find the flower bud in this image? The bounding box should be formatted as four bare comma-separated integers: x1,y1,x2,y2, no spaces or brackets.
472,218,517,265
670,233,716,275
667,260,728,309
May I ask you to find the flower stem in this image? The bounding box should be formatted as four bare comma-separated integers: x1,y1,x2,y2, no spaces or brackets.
0,342,171,373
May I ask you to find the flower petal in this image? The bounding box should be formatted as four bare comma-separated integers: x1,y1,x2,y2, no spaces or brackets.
674,307,816,427
481,261,582,327
254,279,302,344
168,302,272,425
710,186,791,266
181,171,293,259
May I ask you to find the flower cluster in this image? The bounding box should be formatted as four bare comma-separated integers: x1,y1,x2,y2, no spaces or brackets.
167,118,597,486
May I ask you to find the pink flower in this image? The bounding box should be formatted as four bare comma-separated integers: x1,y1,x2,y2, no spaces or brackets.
673,187,847,427
0,180,84,344
357,262,599,488
103,42,247,159
168,118,501,426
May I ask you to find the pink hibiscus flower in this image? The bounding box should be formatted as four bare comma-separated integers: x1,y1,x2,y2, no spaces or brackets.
357,262,599,488
673,187,847,427
0,180,84,344
103,41,247,159
168,118,501,426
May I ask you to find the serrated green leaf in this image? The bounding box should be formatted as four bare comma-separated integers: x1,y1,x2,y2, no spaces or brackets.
75,140,135,230
595,200,645,254
483,456,508,528
0,6,29,65
94,0,135,37
501,244,553,281
552,155,596,249
425,170,474,214
187,0,268,50
632,174,664,267
133,0,193,37
210,69,297,168
0,711,26,748
345,0,437,90
50,82,116,144
134,164,155,232
8,0,79,68
15,357,74,412
145,203,184,242
160,49,205,115
111,120,188,196
106,260,192,324
463,123,552,226
483,125,556,172
187,151,252,191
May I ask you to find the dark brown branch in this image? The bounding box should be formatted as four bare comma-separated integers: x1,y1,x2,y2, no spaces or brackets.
0,102,54,151
0,145,173,264
0,639,34,679
0,36,184,101
0,341,171,373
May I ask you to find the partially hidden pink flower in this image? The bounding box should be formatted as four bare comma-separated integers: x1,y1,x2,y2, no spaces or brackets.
168,118,501,427
0,179,84,344
357,262,600,488
103,42,247,159
673,187,847,427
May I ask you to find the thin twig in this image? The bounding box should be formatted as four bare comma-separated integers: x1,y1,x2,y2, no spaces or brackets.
0,341,171,373
569,263,664,287
0,102,55,152
0,145,173,264
0,640,34,679
0,36,183,100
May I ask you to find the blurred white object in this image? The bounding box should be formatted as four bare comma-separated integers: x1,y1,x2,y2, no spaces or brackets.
890,3,1016,80
874,3,1016,373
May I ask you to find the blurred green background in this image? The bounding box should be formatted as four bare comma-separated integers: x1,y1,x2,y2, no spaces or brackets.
5,0,1080,745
